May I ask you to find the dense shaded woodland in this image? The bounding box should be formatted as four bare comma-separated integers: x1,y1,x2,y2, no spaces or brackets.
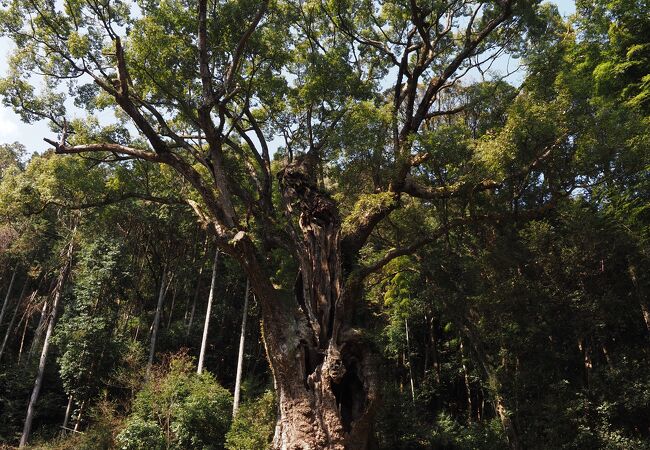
0,0,649,448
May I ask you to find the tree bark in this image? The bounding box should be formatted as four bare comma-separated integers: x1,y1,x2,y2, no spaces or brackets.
430,316,441,383
20,237,75,447
232,278,250,416
262,154,379,449
197,248,219,374
147,267,168,373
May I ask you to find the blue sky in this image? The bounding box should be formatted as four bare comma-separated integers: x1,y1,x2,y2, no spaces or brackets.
0,0,577,155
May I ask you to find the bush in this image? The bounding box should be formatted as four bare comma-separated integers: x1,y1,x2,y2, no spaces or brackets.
115,353,232,450
116,417,165,450
429,413,506,450
225,390,276,450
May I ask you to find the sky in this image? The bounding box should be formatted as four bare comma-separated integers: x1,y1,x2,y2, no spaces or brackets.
0,0,577,155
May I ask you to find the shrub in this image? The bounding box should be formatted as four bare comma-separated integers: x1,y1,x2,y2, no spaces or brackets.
116,353,232,450
225,390,276,450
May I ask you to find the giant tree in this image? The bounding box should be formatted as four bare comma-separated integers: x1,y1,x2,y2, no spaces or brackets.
0,0,568,447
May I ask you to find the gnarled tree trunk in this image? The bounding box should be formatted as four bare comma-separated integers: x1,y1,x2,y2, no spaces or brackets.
260,154,379,449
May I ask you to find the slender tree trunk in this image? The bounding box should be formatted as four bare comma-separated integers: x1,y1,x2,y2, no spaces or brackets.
29,279,55,357
423,316,430,376
602,343,612,367
431,317,441,383
166,282,177,329
197,248,219,374
578,337,592,388
405,318,415,404
232,279,250,416
460,340,473,422
186,237,208,339
18,311,29,363
147,268,168,373
74,400,85,432
186,273,201,339
18,277,44,362
20,237,75,447
0,277,29,361
628,263,650,333
0,265,18,329
62,395,74,432
28,299,48,357
637,305,650,336
494,393,519,449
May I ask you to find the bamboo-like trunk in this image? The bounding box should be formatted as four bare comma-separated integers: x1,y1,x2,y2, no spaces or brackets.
17,311,29,363
186,273,201,339
197,248,219,374
29,280,54,357
405,318,415,403
20,237,75,447
62,395,74,432
232,279,250,416
431,316,441,383
460,340,473,422
74,400,85,432
0,277,29,361
166,282,177,329
460,339,474,423
0,265,18,329
186,237,208,339
147,268,168,373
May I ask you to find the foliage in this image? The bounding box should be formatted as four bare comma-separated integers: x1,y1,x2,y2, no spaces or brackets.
116,353,232,450
225,390,276,450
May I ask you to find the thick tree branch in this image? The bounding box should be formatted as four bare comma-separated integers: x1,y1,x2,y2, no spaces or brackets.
45,140,161,162
49,193,188,210
402,177,501,200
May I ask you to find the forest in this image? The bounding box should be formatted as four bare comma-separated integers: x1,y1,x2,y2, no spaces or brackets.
0,0,649,448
